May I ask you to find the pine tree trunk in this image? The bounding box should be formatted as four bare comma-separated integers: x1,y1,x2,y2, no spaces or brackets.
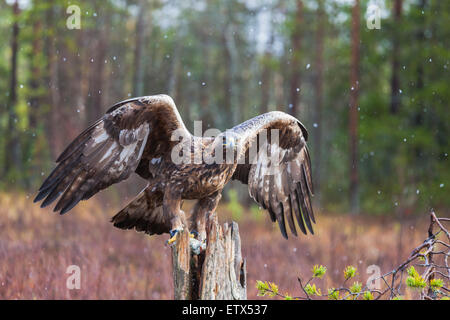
260,31,274,114
4,0,21,178
86,11,109,126
46,3,64,159
171,213,247,300
288,0,303,117
133,0,148,97
349,0,360,214
390,0,402,114
313,0,324,197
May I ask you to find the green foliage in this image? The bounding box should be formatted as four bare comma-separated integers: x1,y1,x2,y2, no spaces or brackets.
363,291,374,300
344,266,357,280
327,288,340,300
255,280,268,296
312,265,327,279
304,283,321,297
349,282,362,294
284,294,293,300
429,278,444,292
406,266,426,289
256,280,278,297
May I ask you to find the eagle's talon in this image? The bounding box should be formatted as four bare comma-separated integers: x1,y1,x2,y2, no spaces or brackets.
190,230,199,239
166,227,183,246
190,237,206,255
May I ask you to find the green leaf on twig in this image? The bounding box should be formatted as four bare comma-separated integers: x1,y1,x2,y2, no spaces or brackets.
363,291,374,300
312,265,327,278
304,283,321,296
328,288,340,300
344,265,357,280
406,266,426,289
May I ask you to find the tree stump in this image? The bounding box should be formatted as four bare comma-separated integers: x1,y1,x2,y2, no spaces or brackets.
171,212,247,300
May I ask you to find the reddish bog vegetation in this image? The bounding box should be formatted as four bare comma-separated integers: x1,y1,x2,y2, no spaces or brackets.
0,193,434,299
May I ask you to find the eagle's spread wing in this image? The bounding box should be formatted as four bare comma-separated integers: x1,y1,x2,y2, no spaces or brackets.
231,111,314,239
34,95,187,215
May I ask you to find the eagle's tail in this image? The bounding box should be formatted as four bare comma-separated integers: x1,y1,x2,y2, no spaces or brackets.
111,187,170,235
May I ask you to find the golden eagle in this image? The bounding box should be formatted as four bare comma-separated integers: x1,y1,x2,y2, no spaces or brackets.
34,95,314,250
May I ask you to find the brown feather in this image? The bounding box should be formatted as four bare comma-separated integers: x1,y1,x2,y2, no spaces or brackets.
111,187,168,235
231,111,315,238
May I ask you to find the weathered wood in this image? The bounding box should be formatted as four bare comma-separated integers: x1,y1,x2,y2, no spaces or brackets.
171,212,247,300
171,228,192,300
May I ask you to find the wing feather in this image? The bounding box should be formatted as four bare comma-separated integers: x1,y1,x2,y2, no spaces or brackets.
281,165,297,236
35,95,187,216
231,111,315,238
290,193,307,235
111,187,169,235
